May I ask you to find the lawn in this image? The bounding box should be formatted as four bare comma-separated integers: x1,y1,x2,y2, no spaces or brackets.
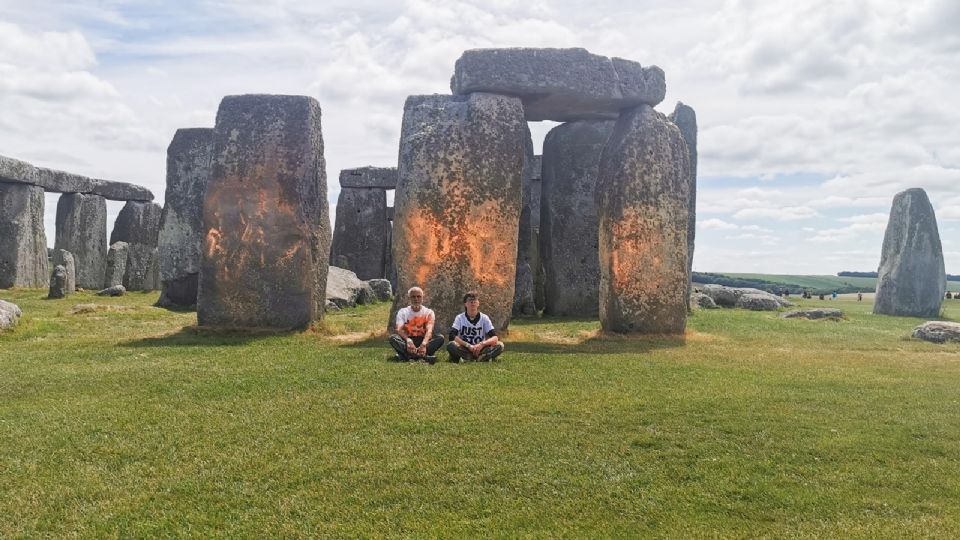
713,272,960,293
2,290,960,538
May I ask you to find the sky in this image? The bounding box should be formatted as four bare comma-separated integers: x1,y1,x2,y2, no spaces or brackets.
0,0,958,274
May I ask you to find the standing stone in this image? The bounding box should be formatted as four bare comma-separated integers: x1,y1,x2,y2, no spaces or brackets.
51,249,75,293
669,102,697,310
158,128,214,307
0,182,48,288
329,187,388,280
55,193,107,290
48,265,67,299
874,188,945,317
104,241,129,288
596,105,690,334
339,167,397,189
513,124,538,316
540,120,614,316
198,94,330,329
111,200,162,291
390,93,525,335
143,248,160,292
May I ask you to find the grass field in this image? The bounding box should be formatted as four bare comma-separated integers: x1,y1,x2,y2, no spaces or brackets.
2,290,960,537
713,273,960,293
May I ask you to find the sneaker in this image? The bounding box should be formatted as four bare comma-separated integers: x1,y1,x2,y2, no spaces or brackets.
478,345,503,362
424,355,437,365
391,354,405,362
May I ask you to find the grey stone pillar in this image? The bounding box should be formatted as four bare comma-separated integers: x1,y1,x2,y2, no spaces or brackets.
330,187,389,280
389,93,525,335
0,182,48,288
512,124,538,316
597,105,690,334
874,188,945,317
198,94,330,329
55,192,107,290
111,200,162,291
540,120,614,317
669,102,698,310
158,128,213,307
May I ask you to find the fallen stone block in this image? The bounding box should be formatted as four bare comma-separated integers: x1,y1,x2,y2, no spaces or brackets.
96,285,126,296
0,299,21,330
912,321,960,343
781,308,843,320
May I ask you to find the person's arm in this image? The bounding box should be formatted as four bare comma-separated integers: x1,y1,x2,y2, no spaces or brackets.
417,312,437,355
396,312,416,353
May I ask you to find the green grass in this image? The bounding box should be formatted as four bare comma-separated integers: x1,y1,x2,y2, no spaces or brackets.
2,290,960,537
714,272,960,293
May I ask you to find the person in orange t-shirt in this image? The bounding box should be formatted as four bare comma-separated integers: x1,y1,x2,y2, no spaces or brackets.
388,286,445,364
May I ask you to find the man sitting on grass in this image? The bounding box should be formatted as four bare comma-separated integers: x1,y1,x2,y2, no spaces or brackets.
446,291,504,363
389,286,444,364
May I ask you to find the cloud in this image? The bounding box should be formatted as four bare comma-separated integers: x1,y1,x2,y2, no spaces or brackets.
700,218,738,230
733,206,819,221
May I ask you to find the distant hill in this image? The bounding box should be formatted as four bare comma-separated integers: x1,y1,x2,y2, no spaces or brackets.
693,272,960,294
839,270,960,282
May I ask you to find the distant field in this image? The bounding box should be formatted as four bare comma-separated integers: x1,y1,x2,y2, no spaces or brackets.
713,273,960,293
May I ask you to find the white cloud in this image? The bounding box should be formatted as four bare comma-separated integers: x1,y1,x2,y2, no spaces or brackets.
700,218,738,230
733,206,819,221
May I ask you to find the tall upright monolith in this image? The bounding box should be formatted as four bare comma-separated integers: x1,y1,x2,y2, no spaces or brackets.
0,182,48,288
874,188,945,317
329,187,388,280
390,93,525,335
596,105,690,334
540,120,614,317
512,124,538,316
111,200,162,291
198,94,330,329
158,128,213,307
669,102,697,310
55,193,107,290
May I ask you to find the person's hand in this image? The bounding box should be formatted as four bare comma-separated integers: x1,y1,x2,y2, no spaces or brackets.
406,340,417,354
470,343,483,357
417,344,427,356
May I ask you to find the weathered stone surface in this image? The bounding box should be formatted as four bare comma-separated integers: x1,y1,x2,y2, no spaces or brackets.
451,48,666,122
702,285,794,309
912,321,960,343
55,193,107,290
386,207,394,221
330,187,389,280
0,299,21,330
96,285,125,296
390,93,525,335
540,120,614,317
159,128,213,308
198,94,330,329
513,124,537,317
669,102,697,309
111,200,162,291
597,105,690,333
326,266,375,308
0,154,154,201
511,262,536,316
48,265,67,299
123,243,155,291
143,248,160,292
339,167,397,189
693,292,717,309
104,242,129,288
736,293,781,311
874,188,945,318
781,308,843,320
51,249,75,293
0,182,48,288
111,201,162,246
367,278,393,301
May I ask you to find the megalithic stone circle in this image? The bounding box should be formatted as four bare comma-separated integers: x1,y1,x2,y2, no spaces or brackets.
874,188,945,317
0,182,48,288
389,93,525,335
55,192,107,290
668,102,697,310
596,104,690,334
158,128,214,307
198,94,331,329
540,120,614,317
329,186,389,280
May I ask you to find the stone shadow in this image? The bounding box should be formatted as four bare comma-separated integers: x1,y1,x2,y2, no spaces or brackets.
121,325,297,348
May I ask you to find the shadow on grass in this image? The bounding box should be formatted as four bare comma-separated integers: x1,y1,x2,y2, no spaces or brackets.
341,333,685,357
121,325,297,348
